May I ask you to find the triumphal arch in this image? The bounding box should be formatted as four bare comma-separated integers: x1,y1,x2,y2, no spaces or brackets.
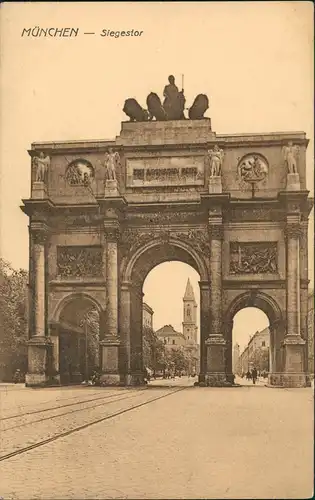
22,78,312,387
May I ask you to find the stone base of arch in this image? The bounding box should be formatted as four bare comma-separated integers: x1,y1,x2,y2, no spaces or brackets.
99,338,121,386
268,373,308,388
126,371,147,386
267,335,308,388
25,337,53,387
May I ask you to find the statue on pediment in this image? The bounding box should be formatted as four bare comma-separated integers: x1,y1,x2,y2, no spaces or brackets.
282,142,300,174
163,75,186,120
188,94,209,120
33,152,50,182
104,148,120,181
146,92,167,121
207,145,224,176
123,98,149,122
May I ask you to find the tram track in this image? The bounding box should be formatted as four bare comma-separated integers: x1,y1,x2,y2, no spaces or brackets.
2,390,147,431
0,387,187,462
1,388,142,421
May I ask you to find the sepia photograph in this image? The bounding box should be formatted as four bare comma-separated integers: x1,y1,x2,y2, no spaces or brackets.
0,2,314,499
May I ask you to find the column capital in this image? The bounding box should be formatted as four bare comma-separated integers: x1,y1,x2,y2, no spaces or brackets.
285,223,303,239
209,224,224,240
30,222,49,244
104,225,120,242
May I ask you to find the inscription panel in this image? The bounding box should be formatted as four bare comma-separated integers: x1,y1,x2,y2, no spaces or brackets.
229,242,278,275
126,156,204,187
57,246,102,278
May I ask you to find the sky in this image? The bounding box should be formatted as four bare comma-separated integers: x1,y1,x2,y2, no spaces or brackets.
0,2,313,347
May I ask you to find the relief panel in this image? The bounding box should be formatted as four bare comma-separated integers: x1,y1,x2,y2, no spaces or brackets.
229,242,278,275
57,246,102,278
126,156,204,187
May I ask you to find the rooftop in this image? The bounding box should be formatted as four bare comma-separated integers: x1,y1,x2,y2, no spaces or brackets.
155,325,185,338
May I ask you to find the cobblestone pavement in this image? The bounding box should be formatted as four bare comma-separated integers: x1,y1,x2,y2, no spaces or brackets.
0,384,313,499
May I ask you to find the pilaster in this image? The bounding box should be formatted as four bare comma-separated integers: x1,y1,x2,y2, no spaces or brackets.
26,222,52,387
279,220,307,387
205,210,228,386
100,216,121,385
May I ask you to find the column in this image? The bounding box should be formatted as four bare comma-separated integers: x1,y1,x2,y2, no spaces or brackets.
99,224,121,386
129,284,146,385
224,319,234,383
198,281,210,383
120,281,132,384
205,222,227,386
283,222,306,387
26,223,52,387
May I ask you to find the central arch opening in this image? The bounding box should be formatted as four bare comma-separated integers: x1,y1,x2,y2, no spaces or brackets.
232,307,270,385
124,238,207,386
143,261,200,386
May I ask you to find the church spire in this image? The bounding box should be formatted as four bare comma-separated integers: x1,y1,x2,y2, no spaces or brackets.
183,278,195,301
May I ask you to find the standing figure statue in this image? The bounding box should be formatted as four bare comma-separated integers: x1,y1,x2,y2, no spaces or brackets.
163,75,185,120
207,145,224,176
104,148,120,181
282,141,300,174
33,152,50,182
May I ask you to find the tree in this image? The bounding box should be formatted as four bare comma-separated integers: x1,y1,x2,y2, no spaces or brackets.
251,347,269,372
0,258,28,381
143,326,165,374
167,347,190,375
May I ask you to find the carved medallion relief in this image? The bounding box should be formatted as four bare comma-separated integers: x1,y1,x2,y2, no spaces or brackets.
229,242,278,274
237,154,269,189
57,246,102,278
65,159,95,186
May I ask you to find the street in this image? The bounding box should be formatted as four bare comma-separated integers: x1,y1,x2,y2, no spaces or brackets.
0,382,313,499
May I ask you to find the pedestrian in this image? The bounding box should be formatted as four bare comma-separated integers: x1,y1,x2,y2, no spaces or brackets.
252,367,258,385
13,369,21,383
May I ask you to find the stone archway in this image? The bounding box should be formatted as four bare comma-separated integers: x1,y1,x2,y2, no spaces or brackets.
50,293,103,385
224,291,285,384
22,117,312,388
119,237,209,385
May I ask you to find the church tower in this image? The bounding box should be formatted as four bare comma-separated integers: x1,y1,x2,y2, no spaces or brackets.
182,278,198,345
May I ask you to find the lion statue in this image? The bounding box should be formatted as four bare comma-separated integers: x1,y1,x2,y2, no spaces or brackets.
146,92,167,121
188,94,209,120
123,98,149,122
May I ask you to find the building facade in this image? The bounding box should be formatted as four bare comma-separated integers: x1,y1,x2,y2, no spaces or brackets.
155,324,186,348
142,302,154,330
155,278,200,373
238,327,270,374
232,343,240,374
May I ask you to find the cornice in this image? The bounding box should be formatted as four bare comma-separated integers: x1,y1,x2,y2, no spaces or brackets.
20,199,55,216
29,130,308,154
49,280,106,288
223,279,286,289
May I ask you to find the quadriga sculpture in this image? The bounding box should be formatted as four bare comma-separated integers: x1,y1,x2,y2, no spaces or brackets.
188,94,209,120
123,98,149,122
146,92,167,121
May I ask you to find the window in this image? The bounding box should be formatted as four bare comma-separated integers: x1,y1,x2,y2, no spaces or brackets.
262,341,266,347
172,339,175,345
164,338,167,344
